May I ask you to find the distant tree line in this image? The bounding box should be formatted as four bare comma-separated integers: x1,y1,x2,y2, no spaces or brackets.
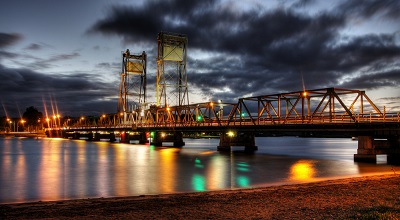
1,106,43,132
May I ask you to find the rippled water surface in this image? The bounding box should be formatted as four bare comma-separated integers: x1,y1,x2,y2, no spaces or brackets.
0,136,397,203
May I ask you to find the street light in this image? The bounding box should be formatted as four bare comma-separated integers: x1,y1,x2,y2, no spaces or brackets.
19,119,26,132
7,118,14,132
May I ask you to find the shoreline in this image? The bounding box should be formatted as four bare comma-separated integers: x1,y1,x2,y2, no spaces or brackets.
0,132,47,138
1,174,399,219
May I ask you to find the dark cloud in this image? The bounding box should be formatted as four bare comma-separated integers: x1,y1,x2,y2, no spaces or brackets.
87,0,400,105
0,33,22,48
0,64,118,117
340,68,400,90
18,52,81,70
338,0,400,20
25,43,42,50
0,50,18,59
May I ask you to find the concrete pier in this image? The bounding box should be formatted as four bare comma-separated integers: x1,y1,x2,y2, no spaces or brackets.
109,133,116,142
217,131,258,152
150,131,185,147
120,131,130,143
354,136,400,164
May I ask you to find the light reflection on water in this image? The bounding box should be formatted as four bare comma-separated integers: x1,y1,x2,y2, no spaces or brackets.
0,136,398,204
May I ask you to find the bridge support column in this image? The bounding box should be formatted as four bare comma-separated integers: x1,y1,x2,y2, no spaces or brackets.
72,132,80,140
387,155,400,164
120,131,130,143
87,132,94,141
218,131,258,152
387,137,400,165
173,132,185,147
94,132,101,141
354,136,400,164
62,131,69,139
139,132,148,144
129,132,148,144
150,131,185,147
354,136,376,163
109,133,116,142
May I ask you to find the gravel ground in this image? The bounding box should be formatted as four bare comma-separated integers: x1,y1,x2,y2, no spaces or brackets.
1,174,399,219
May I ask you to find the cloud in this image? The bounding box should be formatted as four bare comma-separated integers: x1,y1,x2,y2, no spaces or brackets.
25,43,42,50
13,52,81,70
87,0,400,107
0,33,22,48
338,0,400,20
0,64,118,117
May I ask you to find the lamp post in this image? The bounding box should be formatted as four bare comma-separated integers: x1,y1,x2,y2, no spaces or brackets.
18,119,25,132
46,117,50,129
6,118,14,132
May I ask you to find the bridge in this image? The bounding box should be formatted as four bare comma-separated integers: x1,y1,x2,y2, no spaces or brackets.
46,32,400,164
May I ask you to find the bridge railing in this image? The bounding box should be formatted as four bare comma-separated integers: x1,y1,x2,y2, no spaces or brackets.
62,112,399,130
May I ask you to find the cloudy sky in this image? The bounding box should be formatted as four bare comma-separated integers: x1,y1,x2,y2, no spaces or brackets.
1,0,399,117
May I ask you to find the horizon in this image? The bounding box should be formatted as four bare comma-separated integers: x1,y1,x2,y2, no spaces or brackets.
1,0,399,117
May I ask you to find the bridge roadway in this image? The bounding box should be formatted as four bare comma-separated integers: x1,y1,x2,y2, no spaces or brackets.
48,88,400,164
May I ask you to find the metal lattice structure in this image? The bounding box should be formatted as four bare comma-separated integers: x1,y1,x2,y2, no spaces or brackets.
118,49,147,115
229,88,385,125
156,32,189,108
61,88,399,130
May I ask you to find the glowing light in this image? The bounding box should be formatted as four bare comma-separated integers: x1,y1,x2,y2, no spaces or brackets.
195,158,204,168
227,131,235,137
302,91,308,97
192,174,206,191
236,162,249,172
237,176,250,187
289,160,316,181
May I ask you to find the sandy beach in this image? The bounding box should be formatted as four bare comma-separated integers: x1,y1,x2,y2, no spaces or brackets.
1,174,399,219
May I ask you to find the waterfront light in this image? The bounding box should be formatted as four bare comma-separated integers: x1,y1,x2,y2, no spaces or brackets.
289,160,316,181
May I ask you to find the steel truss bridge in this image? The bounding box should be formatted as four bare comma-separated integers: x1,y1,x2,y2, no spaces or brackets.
46,33,400,164
63,87,399,128
50,87,400,164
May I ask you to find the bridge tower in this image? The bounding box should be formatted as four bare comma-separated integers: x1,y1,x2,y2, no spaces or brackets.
156,32,189,107
118,49,147,123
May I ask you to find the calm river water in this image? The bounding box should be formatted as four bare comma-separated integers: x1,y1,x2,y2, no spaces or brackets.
0,136,397,204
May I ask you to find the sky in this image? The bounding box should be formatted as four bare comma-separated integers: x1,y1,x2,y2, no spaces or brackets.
1,0,400,117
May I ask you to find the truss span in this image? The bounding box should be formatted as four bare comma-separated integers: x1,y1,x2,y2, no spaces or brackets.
62,88,399,130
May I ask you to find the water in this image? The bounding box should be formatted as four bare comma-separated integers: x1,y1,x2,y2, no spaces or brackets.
0,136,397,204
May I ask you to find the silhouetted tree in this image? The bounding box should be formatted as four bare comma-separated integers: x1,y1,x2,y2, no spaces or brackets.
22,106,43,129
